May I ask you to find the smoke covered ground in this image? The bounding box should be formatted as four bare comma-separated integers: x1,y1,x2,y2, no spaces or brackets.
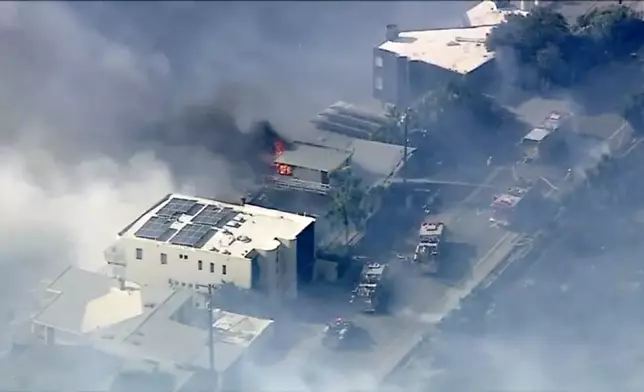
391,145,644,392
0,0,474,387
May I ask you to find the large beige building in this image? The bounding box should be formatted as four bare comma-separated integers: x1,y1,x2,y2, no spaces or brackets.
105,194,316,301
372,0,530,106
31,267,274,392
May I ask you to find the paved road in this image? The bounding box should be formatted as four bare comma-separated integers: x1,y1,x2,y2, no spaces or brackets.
389,144,644,392
262,163,531,390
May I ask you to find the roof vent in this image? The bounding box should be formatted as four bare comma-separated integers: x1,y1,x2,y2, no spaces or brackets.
386,24,399,42
237,235,252,243
455,37,486,44
447,41,460,47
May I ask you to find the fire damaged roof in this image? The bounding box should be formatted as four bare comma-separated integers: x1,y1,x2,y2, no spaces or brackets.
292,127,412,188
274,142,351,172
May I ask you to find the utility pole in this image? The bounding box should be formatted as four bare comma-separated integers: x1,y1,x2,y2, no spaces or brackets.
196,283,217,391
207,284,214,375
402,109,410,187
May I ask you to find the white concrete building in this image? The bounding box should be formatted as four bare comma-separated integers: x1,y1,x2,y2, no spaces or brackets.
31,267,274,392
464,1,528,27
373,24,496,106
373,1,532,106
105,194,316,301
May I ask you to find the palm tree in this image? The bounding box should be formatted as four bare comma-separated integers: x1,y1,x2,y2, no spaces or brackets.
326,167,367,248
371,105,404,144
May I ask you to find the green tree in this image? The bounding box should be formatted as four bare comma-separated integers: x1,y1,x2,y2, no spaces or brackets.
414,81,515,137
326,167,367,247
371,105,405,144
488,4,644,91
576,5,644,60
487,7,577,89
623,90,644,133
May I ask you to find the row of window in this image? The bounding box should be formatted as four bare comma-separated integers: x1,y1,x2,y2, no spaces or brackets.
374,56,384,91
135,248,227,275
197,260,227,275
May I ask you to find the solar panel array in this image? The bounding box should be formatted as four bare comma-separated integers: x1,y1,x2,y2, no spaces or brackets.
192,205,238,228
156,198,198,217
133,197,241,247
134,216,174,240
170,224,215,247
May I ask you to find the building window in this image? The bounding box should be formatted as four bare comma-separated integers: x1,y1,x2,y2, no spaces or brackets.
375,56,383,67
179,254,188,260
277,164,293,176
222,265,227,275
160,253,167,265
374,76,383,90
179,255,183,259
198,260,203,270
210,262,214,273
135,248,143,260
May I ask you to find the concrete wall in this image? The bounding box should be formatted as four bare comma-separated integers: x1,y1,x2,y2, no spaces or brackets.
373,43,498,107
111,234,300,301
373,47,410,106
113,237,252,290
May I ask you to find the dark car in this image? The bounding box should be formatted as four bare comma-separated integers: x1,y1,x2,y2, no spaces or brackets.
322,318,357,350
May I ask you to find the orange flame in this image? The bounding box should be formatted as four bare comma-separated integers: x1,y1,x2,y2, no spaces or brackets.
274,140,285,157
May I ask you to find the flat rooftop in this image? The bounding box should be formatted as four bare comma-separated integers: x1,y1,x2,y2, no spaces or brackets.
274,142,351,172
420,222,445,237
119,194,315,259
466,0,528,27
523,127,552,142
32,267,273,374
294,127,413,188
378,25,495,75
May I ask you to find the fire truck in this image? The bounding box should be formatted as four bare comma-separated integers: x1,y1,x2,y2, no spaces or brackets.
490,184,532,227
412,221,445,274
350,262,388,313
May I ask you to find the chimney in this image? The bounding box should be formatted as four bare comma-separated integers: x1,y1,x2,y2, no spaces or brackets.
118,277,126,291
240,196,246,206
386,24,400,42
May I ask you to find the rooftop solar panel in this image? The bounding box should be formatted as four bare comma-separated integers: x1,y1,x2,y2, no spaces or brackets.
192,206,239,228
186,203,206,216
134,216,174,240
156,198,198,217
169,224,215,248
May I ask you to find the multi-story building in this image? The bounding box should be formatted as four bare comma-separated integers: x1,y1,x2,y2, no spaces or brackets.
373,24,496,106
373,1,533,107
105,194,316,301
